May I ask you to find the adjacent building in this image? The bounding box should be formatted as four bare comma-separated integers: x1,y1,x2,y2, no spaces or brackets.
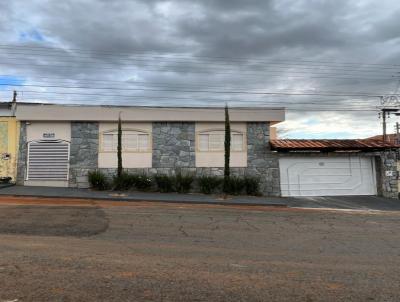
0,101,19,182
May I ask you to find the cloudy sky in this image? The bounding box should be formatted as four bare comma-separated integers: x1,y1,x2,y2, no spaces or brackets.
0,0,400,138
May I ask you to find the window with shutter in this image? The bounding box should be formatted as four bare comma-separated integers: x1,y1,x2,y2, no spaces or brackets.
101,130,150,152
232,133,244,151
198,131,244,152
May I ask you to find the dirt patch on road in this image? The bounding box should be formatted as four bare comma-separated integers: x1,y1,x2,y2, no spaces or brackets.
0,205,109,237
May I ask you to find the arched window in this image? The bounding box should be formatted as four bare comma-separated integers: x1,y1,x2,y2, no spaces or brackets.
198,130,244,152
101,129,150,152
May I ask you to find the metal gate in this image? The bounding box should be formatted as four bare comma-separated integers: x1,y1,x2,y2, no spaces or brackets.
26,140,70,181
279,155,377,197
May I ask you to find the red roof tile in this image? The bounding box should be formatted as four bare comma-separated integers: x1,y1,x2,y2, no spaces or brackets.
270,139,400,151
367,134,399,144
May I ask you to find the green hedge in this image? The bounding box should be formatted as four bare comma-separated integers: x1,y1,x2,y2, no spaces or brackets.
198,176,222,194
88,170,110,191
88,170,262,196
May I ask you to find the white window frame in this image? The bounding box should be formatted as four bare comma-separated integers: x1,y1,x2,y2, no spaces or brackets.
100,129,151,153
197,130,245,152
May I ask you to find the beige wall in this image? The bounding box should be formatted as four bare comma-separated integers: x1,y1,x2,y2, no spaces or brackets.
270,126,277,139
17,104,285,123
98,122,152,168
195,122,247,168
26,122,71,142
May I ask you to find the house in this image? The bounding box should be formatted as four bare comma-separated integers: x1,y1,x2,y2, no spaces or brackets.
0,101,19,182
12,102,400,198
367,134,399,144
270,139,399,198
15,103,284,196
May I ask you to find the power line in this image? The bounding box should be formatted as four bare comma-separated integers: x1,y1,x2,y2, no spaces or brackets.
0,82,388,97
0,56,398,80
16,99,380,112
13,90,381,106
0,74,396,95
15,95,377,107
0,44,398,68
1,51,399,73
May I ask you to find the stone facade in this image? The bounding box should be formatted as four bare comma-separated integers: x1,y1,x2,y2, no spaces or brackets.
69,122,99,188
152,122,195,169
247,122,280,196
97,122,278,195
373,150,398,198
16,122,27,185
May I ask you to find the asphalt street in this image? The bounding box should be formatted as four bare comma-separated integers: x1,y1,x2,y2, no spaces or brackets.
0,197,399,301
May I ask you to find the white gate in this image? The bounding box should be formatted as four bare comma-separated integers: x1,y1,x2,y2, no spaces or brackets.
26,139,70,181
279,155,377,197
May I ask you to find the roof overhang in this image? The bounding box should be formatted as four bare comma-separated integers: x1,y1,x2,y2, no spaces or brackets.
16,103,285,122
270,139,400,152
0,102,13,117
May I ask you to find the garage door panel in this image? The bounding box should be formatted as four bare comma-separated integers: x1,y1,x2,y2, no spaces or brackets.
280,156,376,196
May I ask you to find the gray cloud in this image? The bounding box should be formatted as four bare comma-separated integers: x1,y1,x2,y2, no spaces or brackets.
0,0,399,138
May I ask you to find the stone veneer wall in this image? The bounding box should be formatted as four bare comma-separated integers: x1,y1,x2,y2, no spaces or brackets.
68,122,99,188
373,150,399,198
246,122,280,196
16,121,27,185
152,122,195,169
98,121,279,196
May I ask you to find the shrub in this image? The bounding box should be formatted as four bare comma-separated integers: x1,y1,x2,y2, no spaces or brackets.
224,176,245,195
88,170,110,191
0,177,11,184
113,172,137,190
134,174,153,191
175,172,194,193
198,176,222,194
244,176,261,196
155,175,175,193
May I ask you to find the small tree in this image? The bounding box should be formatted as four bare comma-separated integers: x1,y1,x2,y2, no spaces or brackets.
223,104,231,193
117,112,123,177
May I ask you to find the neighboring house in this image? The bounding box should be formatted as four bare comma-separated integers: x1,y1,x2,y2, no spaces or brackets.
0,101,19,182
270,139,399,198
367,134,399,144
367,134,400,193
15,103,284,196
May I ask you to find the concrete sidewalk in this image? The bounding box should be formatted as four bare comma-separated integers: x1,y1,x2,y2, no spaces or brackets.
0,185,288,207
1,185,399,210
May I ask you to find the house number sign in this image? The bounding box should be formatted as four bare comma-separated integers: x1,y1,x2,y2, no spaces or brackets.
43,132,55,138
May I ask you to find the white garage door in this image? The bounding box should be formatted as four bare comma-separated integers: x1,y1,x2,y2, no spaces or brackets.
26,140,70,181
279,155,376,197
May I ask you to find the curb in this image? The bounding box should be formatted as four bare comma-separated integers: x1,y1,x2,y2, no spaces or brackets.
0,183,16,189
0,193,288,208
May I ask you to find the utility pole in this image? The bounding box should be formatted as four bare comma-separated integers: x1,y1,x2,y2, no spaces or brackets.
11,90,17,116
396,122,400,144
380,108,398,142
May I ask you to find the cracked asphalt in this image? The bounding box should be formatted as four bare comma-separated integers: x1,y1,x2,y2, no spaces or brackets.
0,196,399,301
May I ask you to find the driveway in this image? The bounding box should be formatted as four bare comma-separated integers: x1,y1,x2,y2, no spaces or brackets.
287,195,400,211
0,197,399,301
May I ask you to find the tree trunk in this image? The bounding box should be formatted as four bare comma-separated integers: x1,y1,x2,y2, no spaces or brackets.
117,113,123,177
223,104,231,193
